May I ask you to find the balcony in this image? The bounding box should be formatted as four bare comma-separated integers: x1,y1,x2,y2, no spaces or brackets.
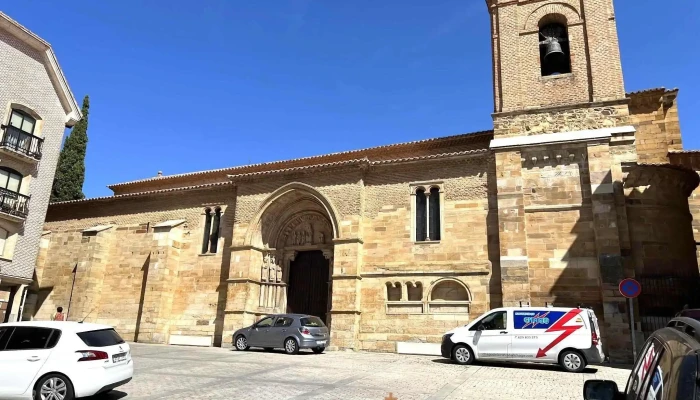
0,188,29,220
0,125,43,161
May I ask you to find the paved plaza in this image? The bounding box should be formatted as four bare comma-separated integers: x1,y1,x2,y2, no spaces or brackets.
93,343,631,400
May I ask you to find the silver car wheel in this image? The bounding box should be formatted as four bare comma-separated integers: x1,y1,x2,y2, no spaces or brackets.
563,353,581,370
236,336,247,350
40,377,67,400
454,347,470,363
285,339,296,353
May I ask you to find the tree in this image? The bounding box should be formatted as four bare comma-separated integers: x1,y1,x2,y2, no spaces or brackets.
51,95,89,202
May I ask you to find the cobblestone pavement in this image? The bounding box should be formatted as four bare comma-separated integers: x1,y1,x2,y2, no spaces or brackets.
91,343,631,400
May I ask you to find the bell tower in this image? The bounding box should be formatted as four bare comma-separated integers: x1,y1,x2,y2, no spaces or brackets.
487,0,635,362
487,0,626,117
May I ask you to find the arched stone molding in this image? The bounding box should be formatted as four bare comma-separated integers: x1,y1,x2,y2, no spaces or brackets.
244,182,342,248
523,3,582,32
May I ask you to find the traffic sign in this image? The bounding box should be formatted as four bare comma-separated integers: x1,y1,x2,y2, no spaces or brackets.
619,278,641,299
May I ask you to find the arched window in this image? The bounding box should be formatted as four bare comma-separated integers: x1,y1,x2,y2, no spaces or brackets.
415,188,427,241
428,279,471,314
414,186,441,242
539,23,571,76
386,282,402,301
201,208,212,254
430,280,469,302
429,187,441,241
201,207,222,254
9,109,36,135
209,207,222,253
407,282,423,301
0,167,22,194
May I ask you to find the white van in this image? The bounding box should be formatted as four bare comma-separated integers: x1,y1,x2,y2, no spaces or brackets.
440,306,605,372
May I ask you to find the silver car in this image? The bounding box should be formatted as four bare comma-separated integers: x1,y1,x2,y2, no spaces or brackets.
233,314,330,354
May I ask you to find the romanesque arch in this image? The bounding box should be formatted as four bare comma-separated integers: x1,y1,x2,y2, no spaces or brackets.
243,182,341,324
523,3,581,32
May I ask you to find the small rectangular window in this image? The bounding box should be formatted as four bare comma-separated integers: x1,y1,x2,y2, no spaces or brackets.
416,189,427,241
300,317,325,327
76,329,125,347
45,330,62,349
5,327,53,350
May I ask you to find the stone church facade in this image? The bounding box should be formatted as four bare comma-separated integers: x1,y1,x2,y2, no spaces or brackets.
28,0,700,363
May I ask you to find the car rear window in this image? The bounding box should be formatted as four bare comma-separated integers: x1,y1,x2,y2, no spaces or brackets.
300,317,325,327
76,329,125,347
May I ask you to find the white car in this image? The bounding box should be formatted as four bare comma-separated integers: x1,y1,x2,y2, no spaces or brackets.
440,306,605,372
0,321,133,399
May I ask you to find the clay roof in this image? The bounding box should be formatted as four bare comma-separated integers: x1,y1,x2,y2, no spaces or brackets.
626,87,678,96
0,12,81,126
50,181,234,206
107,129,493,194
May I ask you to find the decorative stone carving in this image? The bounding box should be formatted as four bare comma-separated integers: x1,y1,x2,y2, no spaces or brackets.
280,212,332,247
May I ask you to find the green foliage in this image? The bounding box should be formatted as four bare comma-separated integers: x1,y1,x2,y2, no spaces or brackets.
51,95,89,202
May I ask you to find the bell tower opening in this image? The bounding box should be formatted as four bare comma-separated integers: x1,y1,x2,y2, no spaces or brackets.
539,23,571,76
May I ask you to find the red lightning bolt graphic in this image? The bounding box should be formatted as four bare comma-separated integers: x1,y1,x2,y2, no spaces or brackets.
535,309,583,358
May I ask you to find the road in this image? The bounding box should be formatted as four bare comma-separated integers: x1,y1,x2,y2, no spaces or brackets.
92,343,631,400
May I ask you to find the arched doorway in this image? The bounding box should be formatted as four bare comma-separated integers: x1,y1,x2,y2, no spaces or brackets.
245,183,339,325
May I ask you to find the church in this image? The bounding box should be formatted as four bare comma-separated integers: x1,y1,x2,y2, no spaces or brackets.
27,0,700,363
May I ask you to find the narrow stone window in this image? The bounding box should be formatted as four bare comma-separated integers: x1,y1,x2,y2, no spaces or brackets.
209,207,222,253
407,282,422,301
415,188,427,241
428,187,441,241
201,208,212,254
539,23,571,76
386,282,402,301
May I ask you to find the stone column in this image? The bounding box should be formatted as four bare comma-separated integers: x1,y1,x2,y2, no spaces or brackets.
329,238,363,351
495,150,530,306
586,143,630,363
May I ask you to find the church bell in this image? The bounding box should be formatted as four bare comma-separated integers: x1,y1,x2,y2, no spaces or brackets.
542,38,568,74
543,39,565,63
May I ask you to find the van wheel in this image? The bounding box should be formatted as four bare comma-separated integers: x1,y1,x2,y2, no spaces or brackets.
560,350,586,372
452,344,474,365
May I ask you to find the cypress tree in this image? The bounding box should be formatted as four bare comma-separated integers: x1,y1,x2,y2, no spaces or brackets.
51,95,89,202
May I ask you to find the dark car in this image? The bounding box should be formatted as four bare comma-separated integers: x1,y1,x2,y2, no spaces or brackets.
233,314,329,355
675,308,700,322
583,317,700,399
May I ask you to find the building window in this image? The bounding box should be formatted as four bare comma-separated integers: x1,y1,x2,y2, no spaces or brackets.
386,282,402,301
430,280,470,302
0,227,7,256
407,282,422,301
201,207,222,254
209,207,221,253
412,183,443,242
9,110,36,135
0,167,22,194
539,23,571,76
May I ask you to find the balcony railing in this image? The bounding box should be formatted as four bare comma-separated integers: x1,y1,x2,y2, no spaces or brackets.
0,125,43,160
0,187,29,219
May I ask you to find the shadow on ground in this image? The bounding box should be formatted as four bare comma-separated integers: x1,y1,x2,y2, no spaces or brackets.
85,390,128,400
431,358,600,373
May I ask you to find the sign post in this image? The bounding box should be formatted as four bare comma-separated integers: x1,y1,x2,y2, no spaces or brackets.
619,278,642,361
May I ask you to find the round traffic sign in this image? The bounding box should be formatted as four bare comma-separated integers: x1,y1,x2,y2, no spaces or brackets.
619,278,641,299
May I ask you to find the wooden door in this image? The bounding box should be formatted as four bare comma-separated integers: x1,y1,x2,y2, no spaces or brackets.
287,251,330,322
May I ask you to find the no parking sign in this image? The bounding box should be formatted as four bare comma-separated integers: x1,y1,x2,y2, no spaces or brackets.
619,278,641,299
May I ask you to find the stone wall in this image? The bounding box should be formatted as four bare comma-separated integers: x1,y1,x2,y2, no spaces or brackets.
34,154,500,351
629,89,682,164
493,103,630,138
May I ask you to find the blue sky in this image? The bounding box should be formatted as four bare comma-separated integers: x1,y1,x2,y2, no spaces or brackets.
3,0,699,197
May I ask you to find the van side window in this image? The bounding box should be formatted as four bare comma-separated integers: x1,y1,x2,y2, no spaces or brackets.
470,311,507,331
